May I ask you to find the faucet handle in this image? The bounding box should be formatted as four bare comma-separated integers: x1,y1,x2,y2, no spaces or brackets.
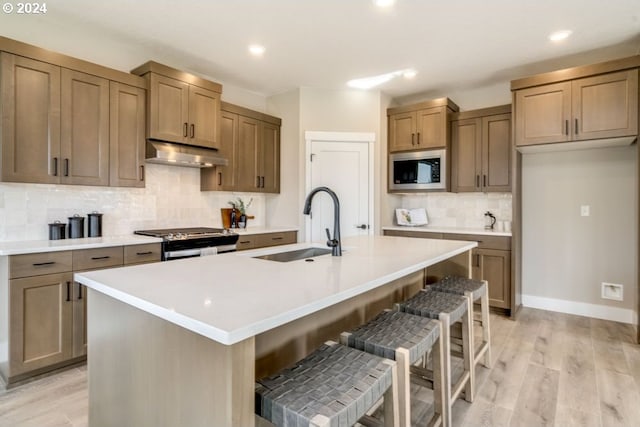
325,228,337,247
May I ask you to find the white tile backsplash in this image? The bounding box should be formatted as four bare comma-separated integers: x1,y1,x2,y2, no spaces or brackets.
398,192,512,228
0,164,266,241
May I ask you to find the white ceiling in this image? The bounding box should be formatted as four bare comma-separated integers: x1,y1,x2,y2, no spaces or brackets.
1,0,639,102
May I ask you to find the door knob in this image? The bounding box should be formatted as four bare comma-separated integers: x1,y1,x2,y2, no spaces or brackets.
356,224,368,230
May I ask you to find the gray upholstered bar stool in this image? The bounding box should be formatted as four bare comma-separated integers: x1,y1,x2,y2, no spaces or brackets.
255,341,399,427
397,288,474,423
339,310,446,427
430,276,492,369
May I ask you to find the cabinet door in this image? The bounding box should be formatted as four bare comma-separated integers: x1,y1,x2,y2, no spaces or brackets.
260,122,280,193
515,81,571,146
482,113,511,192
573,70,638,141
236,115,260,191
72,281,87,357
60,69,110,186
416,106,447,149
9,273,73,375
473,249,511,309
451,118,482,192
388,112,416,152
148,73,189,144
109,82,146,187
188,85,220,149
1,53,61,184
201,110,238,191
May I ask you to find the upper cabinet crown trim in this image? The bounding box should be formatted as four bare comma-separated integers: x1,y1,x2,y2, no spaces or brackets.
387,97,460,116
510,55,640,91
0,36,146,89
221,101,282,126
452,104,511,121
131,61,222,93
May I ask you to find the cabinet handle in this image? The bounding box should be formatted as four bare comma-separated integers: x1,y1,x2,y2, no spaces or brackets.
140,165,145,181
91,256,111,260
66,281,71,302
53,157,58,176
272,237,284,241
218,172,222,186
565,120,569,135
256,176,260,188
575,118,579,135
190,124,195,138
239,240,251,244
136,251,153,256
416,132,421,145
183,122,188,137
476,175,480,188
78,282,83,300
261,176,265,188
483,175,487,187
64,158,69,177
476,254,481,268
411,133,415,145
32,261,55,267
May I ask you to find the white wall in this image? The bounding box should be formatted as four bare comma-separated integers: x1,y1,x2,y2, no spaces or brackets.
0,165,266,241
522,145,638,323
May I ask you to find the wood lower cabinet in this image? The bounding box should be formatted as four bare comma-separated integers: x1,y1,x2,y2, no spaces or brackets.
388,98,459,153
383,229,513,313
514,68,638,147
132,61,222,150
451,106,511,192
201,102,281,193
1,53,61,184
235,231,297,251
109,82,146,187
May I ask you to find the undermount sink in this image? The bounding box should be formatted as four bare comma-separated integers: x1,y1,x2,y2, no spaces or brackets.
253,247,333,262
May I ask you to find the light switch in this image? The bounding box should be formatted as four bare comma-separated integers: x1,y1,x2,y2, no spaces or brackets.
580,205,590,217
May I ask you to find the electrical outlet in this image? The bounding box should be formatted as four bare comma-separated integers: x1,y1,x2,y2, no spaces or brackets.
580,205,590,217
601,282,623,301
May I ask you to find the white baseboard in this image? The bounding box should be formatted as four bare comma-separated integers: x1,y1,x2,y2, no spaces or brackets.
522,294,638,325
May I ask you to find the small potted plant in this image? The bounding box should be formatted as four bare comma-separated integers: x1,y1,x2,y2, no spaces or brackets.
228,197,253,228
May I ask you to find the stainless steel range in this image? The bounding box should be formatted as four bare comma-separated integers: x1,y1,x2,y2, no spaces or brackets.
134,227,239,261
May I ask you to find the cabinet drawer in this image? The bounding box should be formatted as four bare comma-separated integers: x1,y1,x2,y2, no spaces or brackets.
256,232,297,248
124,244,161,265
236,236,257,251
73,247,123,271
9,251,73,279
443,233,511,250
383,230,444,239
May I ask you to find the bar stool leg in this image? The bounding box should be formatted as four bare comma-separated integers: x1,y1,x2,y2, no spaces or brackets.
480,280,492,368
383,359,400,427
438,312,452,427
432,322,447,427
395,348,411,427
461,298,474,403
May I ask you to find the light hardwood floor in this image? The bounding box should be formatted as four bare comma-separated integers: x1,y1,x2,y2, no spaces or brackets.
1,307,639,427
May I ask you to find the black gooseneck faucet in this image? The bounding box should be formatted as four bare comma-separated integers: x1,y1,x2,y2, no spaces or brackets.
303,186,342,256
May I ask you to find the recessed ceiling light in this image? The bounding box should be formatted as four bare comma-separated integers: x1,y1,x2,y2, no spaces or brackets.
549,30,572,42
373,0,395,7
403,69,417,79
248,44,266,56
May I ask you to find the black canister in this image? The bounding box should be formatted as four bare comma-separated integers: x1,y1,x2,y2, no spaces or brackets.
68,214,85,239
87,212,103,237
48,221,66,240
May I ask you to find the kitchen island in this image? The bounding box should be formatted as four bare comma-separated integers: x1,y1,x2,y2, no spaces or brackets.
75,235,476,427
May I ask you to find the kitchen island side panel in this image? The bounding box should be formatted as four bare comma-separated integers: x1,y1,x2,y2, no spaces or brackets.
87,289,255,427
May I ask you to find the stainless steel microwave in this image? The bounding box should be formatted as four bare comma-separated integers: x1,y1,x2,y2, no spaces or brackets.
389,149,447,191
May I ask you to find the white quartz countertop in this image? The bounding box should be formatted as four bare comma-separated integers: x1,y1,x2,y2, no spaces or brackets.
0,235,162,256
382,225,512,237
232,226,299,236
75,235,476,345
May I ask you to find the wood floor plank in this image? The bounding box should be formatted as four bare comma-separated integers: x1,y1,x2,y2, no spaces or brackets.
460,398,512,427
622,342,640,395
509,364,559,427
557,335,598,414
596,368,640,427
592,338,630,375
530,323,564,371
553,404,602,427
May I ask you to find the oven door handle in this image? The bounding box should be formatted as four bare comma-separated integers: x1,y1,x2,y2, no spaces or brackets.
164,248,203,259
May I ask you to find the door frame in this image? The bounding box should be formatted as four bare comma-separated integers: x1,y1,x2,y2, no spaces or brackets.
304,131,375,243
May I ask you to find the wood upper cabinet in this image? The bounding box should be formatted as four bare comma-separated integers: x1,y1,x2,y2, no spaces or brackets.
9,272,74,376
452,106,511,192
514,69,638,147
388,98,459,153
1,53,61,184
133,62,222,149
201,102,281,193
60,69,110,186
109,82,146,187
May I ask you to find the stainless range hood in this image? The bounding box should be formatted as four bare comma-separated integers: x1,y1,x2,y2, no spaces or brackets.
145,140,228,168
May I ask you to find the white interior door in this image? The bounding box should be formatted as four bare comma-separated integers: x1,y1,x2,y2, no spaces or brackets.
307,139,371,243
